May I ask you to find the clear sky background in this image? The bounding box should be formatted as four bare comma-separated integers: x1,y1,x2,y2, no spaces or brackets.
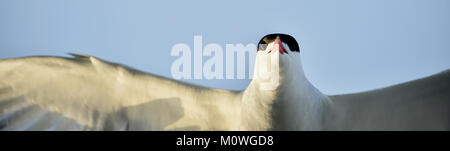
1,0,449,95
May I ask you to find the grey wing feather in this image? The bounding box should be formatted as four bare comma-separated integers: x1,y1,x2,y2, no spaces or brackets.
0,55,240,131
0,96,91,130
325,70,450,130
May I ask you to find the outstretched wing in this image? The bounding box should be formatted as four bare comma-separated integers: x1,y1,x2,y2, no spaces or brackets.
325,70,450,130
0,55,241,131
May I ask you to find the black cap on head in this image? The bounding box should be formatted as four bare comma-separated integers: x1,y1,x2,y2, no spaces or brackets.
257,33,300,52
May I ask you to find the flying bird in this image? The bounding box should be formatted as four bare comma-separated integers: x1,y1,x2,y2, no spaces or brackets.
0,33,449,130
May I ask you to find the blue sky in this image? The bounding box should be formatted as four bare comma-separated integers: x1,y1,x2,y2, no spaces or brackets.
1,0,449,95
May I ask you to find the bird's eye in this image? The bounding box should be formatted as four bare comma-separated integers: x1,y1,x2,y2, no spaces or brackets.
258,43,267,51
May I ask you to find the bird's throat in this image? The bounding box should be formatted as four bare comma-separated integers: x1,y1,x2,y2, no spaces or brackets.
240,56,329,130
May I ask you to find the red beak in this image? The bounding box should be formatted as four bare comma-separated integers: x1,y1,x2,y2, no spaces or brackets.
269,37,288,54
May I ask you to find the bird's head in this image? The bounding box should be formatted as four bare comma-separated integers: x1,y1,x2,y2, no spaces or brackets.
253,33,303,90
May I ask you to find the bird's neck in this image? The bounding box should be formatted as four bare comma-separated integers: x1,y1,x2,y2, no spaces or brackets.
240,58,330,130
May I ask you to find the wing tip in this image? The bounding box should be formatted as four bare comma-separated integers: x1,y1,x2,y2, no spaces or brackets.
68,53,92,58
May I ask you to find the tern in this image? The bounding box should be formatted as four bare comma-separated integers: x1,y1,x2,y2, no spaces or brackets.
0,33,448,130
